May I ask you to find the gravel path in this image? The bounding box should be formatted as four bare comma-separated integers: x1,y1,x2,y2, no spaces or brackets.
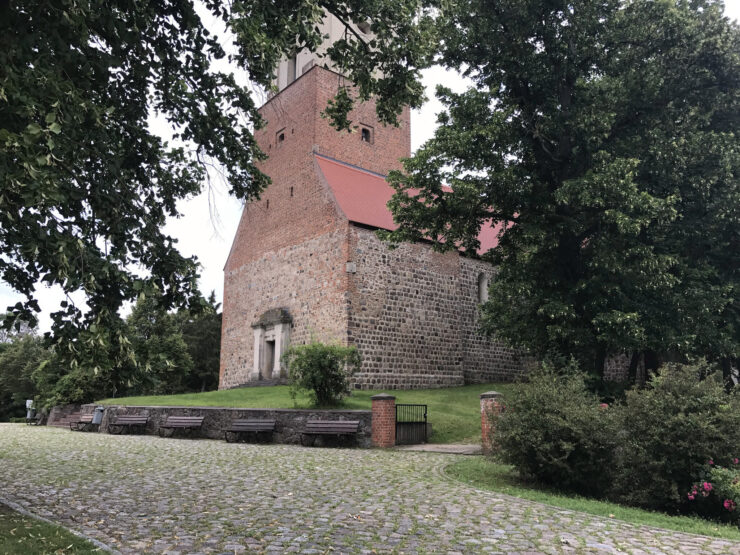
1,425,738,554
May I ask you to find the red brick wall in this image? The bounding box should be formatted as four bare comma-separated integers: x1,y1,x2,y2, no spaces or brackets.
371,394,396,448
312,69,410,175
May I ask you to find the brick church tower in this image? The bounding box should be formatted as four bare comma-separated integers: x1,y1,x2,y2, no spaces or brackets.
219,19,527,389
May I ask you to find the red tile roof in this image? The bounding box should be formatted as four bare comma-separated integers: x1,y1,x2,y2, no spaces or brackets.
315,154,503,255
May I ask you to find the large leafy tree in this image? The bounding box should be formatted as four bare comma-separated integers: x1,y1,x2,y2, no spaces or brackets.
1,0,435,401
386,0,739,379
178,290,222,393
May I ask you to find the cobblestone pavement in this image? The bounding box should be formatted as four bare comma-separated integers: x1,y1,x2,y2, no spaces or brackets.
1,425,738,554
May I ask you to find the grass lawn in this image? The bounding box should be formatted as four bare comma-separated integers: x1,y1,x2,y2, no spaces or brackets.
447,457,740,541
98,383,519,444
0,504,100,554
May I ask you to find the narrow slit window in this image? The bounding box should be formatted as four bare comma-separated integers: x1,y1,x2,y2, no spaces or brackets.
290,186,294,197
360,124,374,144
478,273,489,303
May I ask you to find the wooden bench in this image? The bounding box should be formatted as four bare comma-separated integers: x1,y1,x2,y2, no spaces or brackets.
108,414,149,435
69,414,96,432
223,419,276,443
301,420,359,447
158,416,204,438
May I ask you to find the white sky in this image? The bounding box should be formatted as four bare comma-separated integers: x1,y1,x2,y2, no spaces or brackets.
2,3,738,332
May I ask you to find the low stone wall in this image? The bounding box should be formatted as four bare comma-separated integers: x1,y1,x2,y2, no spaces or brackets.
47,404,86,427
82,404,373,448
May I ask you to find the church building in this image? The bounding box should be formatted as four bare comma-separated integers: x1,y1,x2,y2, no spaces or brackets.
219,17,529,389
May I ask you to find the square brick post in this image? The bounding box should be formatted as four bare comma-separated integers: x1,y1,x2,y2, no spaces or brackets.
480,391,503,455
371,393,396,448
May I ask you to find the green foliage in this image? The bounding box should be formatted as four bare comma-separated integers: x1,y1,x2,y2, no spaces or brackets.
493,364,618,497
495,361,740,516
177,291,222,393
121,291,194,396
385,0,740,377
0,0,433,397
0,335,46,420
687,462,740,525
611,362,740,512
284,342,361,407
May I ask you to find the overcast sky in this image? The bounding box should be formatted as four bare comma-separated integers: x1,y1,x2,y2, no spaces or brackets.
2,3,738,333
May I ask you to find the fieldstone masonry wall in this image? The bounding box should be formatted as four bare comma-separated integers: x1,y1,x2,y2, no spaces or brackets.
348,227,528,389
81,404,373,447
221,229,349,389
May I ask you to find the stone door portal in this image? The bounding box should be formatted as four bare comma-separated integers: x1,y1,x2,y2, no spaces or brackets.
251,308,292,381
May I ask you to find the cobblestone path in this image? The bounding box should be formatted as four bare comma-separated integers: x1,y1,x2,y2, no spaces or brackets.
1,425,738,554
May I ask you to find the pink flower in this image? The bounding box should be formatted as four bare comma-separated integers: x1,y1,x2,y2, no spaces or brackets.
724,499,736,511
702,490,710,497
733,458,739,465
687,494,695,501
599,403,609,409
703,482,713,492
708,459,714,466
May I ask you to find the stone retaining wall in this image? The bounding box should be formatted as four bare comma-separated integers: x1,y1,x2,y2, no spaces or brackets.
82,404,373,448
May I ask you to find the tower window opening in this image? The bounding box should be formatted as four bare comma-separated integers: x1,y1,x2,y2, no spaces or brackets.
290,186,294,197
357,21,371,34
266,199,270,210
276,128,286,145
360,125,374,143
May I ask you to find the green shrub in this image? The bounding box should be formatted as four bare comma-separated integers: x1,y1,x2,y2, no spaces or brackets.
493,365,618,497
687,461,740,524
611,362,740,512
283,342,361,407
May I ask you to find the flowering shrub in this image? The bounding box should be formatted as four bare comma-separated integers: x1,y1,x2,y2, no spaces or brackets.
494,360,740,516
687,460,740,525
610,363,740,511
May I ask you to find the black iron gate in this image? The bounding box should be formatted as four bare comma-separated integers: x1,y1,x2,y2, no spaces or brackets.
395,404,427,445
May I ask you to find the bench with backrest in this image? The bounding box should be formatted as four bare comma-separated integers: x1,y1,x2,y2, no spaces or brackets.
69,414,96,432
108,414,149,435
301,420,359,447
223,419,276,443
158,415,204,438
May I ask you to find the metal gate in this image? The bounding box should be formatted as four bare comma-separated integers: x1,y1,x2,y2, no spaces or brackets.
395,404,427,445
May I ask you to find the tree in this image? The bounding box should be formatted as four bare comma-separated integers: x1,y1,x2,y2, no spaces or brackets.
385,0,739,380
122,291,194,396
178,291,222,393
0,335,46,420
0,0,435,401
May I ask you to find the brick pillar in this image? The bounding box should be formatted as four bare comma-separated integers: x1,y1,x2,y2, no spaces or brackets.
480,391,503,455
371,393,396,448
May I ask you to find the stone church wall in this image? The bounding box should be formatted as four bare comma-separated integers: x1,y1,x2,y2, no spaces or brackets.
457,257,531,383
346,227,527,389
220,229,349,389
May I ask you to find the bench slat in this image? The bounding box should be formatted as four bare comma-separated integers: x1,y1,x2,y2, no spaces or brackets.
112,416,149,425
225,419,276,432
304,420,359,434
161,416,204,428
